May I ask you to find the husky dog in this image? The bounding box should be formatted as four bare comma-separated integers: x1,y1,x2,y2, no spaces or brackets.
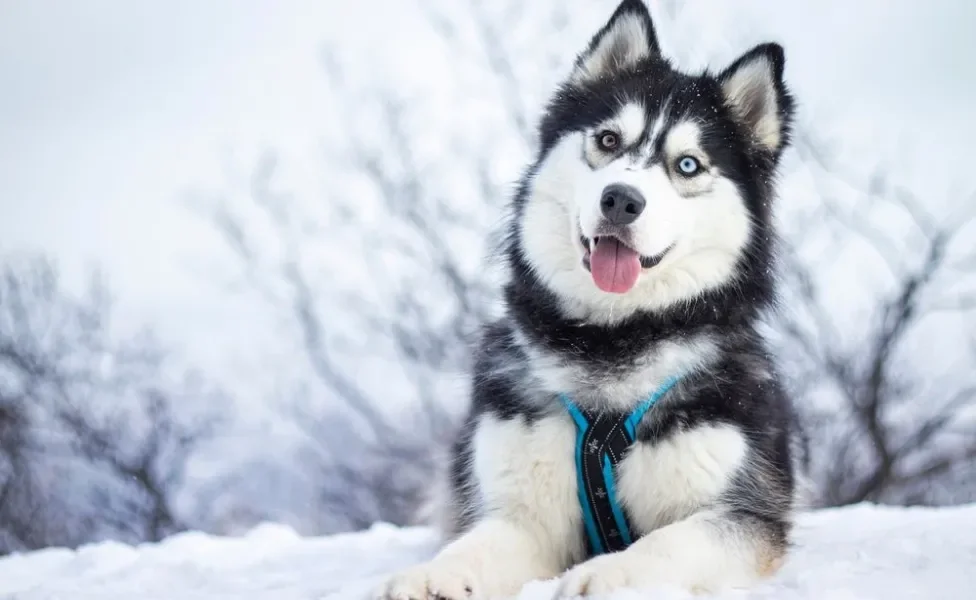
379,0,805,597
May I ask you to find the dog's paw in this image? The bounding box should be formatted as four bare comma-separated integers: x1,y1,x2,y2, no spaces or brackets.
553,554,639,598
376,561,477,600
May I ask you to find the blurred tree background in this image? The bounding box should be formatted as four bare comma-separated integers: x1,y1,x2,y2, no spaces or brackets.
1,0,973,554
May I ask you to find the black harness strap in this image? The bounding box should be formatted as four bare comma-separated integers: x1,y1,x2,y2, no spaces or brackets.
561,376,680,556
577,408,637,554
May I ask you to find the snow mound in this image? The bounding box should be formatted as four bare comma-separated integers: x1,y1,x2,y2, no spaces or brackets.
0,504,973,599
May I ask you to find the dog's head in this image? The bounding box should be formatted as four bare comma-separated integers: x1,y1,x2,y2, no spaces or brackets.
514,0,795,323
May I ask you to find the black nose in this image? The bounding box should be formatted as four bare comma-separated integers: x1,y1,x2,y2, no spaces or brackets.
600,184,646,226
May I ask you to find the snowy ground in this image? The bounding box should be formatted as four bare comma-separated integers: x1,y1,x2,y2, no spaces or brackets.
0,503,972,600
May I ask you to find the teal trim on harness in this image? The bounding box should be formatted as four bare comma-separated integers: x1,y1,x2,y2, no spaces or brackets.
562,376,680,556
602,454,632,546
560,395,606,555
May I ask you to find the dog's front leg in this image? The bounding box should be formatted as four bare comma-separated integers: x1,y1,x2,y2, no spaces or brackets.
554,510,788,597
379,412,582,599
379,518,563,600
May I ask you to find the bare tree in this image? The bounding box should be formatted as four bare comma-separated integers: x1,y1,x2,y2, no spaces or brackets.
775,136,976,507
0,388,44,551
194,0,585,533
0,255,220,552
201,140,477,532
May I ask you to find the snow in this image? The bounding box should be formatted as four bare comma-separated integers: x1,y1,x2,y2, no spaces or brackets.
1,504,972,600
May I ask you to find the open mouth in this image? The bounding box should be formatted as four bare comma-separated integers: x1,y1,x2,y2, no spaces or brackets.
579,234,670,271
579,233,671,294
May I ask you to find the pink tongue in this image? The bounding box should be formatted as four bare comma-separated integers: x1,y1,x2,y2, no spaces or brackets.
589,238,641,294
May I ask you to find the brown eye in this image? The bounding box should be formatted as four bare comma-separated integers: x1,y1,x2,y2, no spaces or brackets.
597,130,620,151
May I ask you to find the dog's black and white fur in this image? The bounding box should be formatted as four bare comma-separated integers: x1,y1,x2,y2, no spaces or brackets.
379,1,805,597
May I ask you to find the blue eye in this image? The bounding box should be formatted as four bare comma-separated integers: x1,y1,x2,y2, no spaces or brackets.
676,156,701,176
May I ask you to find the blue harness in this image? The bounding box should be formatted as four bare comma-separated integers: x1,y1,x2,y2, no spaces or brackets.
560,377,679,556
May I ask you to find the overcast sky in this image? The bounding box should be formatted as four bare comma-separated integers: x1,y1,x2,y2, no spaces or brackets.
1,0,974,388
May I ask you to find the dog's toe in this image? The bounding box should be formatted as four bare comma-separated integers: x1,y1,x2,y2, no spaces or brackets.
377,562,476,600
554,555,634,598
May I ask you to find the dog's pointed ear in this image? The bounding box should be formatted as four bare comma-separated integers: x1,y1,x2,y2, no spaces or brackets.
571,0,659,84
719,43,795,154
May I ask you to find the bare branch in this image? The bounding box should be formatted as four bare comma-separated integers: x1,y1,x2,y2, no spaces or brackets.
0,255,218,550
782,133,976,507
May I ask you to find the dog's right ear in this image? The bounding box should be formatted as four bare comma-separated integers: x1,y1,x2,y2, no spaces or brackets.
570,0,659,84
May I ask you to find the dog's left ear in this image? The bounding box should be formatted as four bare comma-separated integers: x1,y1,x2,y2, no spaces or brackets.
719,43,795,154
571,0,659,84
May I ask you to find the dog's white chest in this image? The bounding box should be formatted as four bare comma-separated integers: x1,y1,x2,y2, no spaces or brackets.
471,412,747,546
615,422,748,532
